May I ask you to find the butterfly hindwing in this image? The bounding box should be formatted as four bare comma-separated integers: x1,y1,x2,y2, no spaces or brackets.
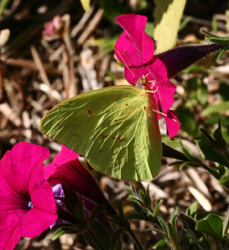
40,86,162,181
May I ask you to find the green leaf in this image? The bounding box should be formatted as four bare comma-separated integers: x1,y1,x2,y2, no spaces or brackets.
182,232,190,250
179,140,197,162
178,213,203,240
205,113,229,127
126,188,133,195
100,0,126,23
91,220,111,249
158,217,168,235
182,231,206,250
185,76,200,91
88,36,120,54
219,81,229,101
196,214,223,242
186,202,198,218
154,0,187,53
179,161,192,170
145,22,154,37
162,140,189,161
128,197,145,215
83,219,113,250
212,17,218,33
139,190,146,204
177,106,197,136
89,204,106,223
149,228,167,237
220,170,229,185
40,86,162,181
117,197,125,218
162,136,180,148
214,121,228,150
110,228,126,250
125,213,146,221
197,138,229,167
53,228,68,240
197,83,208,106
134,243,140,250
83,230,103,250
152,239,168,249
182,64,206,74
0,0,10,16
179,16,192,31
202,101,229,115
202,29,229,43
153,199,163,217
167,223,180,249
64,190,84,221
205,37,229,44
170,207,178,229
196,122,229,167
80,0,91,12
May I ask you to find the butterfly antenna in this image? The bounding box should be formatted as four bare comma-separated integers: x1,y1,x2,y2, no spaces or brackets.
124,49,133,70
114,46,137,81
151,109,178,123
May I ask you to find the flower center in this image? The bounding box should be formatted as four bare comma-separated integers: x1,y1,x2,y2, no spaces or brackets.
28,201,33,208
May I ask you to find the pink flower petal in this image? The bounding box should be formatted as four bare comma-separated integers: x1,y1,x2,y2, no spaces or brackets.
48,145,116,215
114,14,180,138
115,32,143,67
49,155,107,205
44,144,79,180
164,111,181,139
0,142,57,249
115,14,154,63
146,57,172,86
154,82,176,114
0,213,22,250
124,65,148,84
3,142,50,194
0,151,19,200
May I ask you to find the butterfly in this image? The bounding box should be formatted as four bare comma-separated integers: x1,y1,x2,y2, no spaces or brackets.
39,78,162,181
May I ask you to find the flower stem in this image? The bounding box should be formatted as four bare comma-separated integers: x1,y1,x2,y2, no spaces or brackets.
127,228,144,250
85,227,106,250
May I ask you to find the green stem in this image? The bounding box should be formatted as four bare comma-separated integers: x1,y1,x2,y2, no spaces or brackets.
127,228,144,250
201,163,221,180
86,227,105,250
201,163,229,190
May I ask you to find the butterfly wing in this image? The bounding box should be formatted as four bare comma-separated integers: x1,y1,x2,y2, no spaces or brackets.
40,86,162,181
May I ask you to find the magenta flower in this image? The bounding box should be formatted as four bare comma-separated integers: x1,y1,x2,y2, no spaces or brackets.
45,145,116,216
114,14,180,138
0,142,57,250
